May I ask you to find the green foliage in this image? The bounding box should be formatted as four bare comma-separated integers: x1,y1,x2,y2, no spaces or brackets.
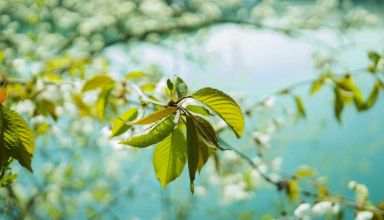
96,86,114,119
120,115,176,148
368,51,383,73
190,114,220,149
295,166,316,179
294,96,306,120
118,78,245,192
185,105,212,116
110,108,138,137
185,116,199,193
153,128,187,188
310,79,325,95
191,87,245,138
175,77,188,98
333,87,345,122
82,75,115,92
0,105,34,172
133,107,177,125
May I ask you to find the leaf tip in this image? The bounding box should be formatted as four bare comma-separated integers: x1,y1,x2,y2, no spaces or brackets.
190,182,194,194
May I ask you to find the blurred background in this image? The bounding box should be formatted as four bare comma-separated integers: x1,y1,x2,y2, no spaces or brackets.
0,0,384,219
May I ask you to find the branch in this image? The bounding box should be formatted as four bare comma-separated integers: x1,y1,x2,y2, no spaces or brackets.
220,137,384,216
244,67,373,113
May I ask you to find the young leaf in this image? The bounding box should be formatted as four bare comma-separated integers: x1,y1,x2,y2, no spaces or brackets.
185,105,212,116
125,71,146,80
175,77,188,98
333,75,363,107
153,128,187,188
166,79,174,91
363,80,382,110
96,86,114,119
0,105,34,172
309,79,324,95
111,108,138,137
39,99,58,121
189,114,220,149
120,115,176,148
295,166,316,179
186,117,199,193
334,88,345,122
72,94,93,116
197,136,215,172
368,51,380,64
287,180,300,202
133,107,177,125
294,96,306,120
82,75,115,92
191,87,245,138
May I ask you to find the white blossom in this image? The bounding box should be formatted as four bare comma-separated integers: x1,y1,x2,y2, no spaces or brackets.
294,203,311,219
311,201,333,216
221,182,250,204
12,99,35,117
356,211,373,220
195,186,207,197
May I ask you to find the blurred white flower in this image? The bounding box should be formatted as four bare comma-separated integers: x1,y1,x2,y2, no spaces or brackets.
294,203,311,219
348,180,369,204
356,211,373,220
221,182,250,205
332,203,341,214
222,150,240,163
252,131,271,147
12,99,35,117
250,169,264,187
31,115,48,126
100,126,111,138
39,85,61,101
195,186,207,197
140,0,172,17
263,96,276,108
311,201,333,216
271,157,283,172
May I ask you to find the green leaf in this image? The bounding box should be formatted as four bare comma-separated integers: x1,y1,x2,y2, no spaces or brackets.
186,117,199,193
120,115,176,148
72,94,92,116
125,71,146,80
111,108,138,137
310,79,324,95
189,114,220,149
35,99,58,120
294,96,306,120
295,166,316,179
166,79,174,91
0,105,34,172
96,86,114,119
197,136,215,172
368,51,380,64
286,180,300,202
334,88,345,122
153,128,187,188
191,87,245,138
175,77,188,98
364,80,382,109
334,76,365,111
133,107,177,125
185,105,212,116
82,75,115,92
